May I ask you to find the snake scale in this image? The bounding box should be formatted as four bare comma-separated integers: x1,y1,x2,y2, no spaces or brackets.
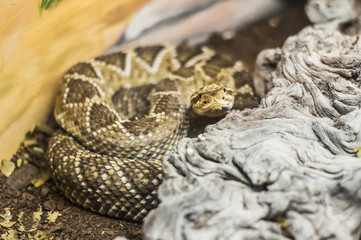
46,45,258,222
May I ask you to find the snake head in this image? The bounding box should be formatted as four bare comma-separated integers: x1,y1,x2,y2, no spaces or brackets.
190,83,235,117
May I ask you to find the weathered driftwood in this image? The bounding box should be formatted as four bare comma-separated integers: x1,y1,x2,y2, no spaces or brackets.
142,0,361,239
107,0,282,50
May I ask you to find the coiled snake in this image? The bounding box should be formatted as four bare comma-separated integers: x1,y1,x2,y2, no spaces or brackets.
46,45,258,221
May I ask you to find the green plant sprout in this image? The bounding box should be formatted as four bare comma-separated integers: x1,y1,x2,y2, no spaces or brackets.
38,0,62,16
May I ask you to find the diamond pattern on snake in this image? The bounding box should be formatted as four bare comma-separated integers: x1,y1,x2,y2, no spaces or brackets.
46,45,259,221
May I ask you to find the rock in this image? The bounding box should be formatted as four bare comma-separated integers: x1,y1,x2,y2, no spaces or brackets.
43,199,56,211
56,197,66,210
5,164,39,190
107,0,282,51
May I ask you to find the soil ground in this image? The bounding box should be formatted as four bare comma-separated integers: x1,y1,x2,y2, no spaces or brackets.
0,2,309,239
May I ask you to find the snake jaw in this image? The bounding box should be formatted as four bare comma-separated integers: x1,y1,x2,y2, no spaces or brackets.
190,84,235,117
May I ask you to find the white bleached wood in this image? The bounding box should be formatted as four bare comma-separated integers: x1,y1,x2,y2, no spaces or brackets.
143,0,361,239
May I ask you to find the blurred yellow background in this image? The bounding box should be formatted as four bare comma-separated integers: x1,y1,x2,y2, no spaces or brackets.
0,0,149,161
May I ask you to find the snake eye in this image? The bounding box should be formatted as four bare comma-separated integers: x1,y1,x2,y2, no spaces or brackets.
190,92,202,105
223,88,227,92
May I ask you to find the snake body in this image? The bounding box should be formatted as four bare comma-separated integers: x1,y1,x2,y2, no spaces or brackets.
47,45,257,221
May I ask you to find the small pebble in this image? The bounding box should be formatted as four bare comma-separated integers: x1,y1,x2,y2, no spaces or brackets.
22,192,35,201
43,199,56,211
56,197,65,210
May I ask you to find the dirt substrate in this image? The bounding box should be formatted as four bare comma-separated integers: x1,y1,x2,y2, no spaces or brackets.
0,2,309,239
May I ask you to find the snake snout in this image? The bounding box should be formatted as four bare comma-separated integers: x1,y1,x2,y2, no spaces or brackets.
190,84,235,117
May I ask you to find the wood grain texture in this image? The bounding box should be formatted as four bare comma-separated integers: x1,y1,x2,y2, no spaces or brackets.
143,0,361,239
0,0,149,161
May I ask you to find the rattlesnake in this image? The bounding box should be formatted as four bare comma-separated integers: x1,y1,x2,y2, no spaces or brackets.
46,45,258,221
